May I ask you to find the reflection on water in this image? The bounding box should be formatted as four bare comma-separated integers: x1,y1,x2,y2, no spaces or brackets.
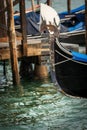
0,65,87,130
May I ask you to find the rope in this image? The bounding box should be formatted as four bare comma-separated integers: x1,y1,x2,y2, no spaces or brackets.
54,48,87,66
53,57,70,66
49,36,87,66
55,37,72,55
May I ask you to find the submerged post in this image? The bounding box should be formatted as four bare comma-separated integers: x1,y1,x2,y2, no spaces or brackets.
6,0,20,85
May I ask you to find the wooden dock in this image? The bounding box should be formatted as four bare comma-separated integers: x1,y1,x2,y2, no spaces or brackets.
0,35,50,61
0,0,52,86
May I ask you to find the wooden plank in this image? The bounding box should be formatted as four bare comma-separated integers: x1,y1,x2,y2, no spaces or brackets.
0,36,22,42
0,43,50,60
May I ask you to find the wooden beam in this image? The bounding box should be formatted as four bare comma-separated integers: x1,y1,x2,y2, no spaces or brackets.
0,36,22,42
6,0,20,86
19,0,27,56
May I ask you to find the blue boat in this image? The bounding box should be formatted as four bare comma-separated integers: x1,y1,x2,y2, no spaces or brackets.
59,5,85,44
51,35,87,98
59,4,85,19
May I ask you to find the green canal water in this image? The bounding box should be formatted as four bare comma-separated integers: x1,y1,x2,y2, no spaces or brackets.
0,63,87,130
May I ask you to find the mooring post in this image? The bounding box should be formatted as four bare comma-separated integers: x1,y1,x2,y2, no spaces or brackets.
0,1,7,38
34,56,48,79
67,0,71,14
31,0,35,12
47,0,52,6
19,0,27,56
37,0,40,5
6,0,20,86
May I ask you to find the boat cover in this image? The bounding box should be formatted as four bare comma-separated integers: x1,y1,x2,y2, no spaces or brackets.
71,51,87,62
59,4,85,19
14,3,60,35
14,11,40,35
68,21,85,32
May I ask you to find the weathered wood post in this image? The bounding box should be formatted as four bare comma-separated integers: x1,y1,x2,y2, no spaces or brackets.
85,0,87,54
47,0,52,6
31,0,35,12
6,0,20,86
34,64,48,79
0,1,7,37
0,1,7,77
37,0,40,5
19,0,27,56
67,0,71,14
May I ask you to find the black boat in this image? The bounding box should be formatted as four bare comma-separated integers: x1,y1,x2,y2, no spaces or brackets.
50,36,87,98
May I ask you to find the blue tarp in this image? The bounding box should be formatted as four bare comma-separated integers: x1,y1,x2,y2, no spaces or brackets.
59,4,85,19
71,51,87,62
59,4,85,32
68,21,85,32
14,12,40,35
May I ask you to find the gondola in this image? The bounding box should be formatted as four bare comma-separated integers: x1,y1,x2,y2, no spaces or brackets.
50,36,87,98
40,3,87,98
59,4,85,20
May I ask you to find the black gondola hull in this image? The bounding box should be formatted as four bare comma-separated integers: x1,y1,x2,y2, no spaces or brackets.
53,40,87,98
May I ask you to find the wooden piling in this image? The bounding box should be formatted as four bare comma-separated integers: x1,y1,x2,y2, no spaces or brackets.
34,56,48,79
6,0,20,86
47,0,52,6
35,65,48,79
19,0,27,56
37,0,40,5
0,1,7,37
31,0,35,12
67,0,71,14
